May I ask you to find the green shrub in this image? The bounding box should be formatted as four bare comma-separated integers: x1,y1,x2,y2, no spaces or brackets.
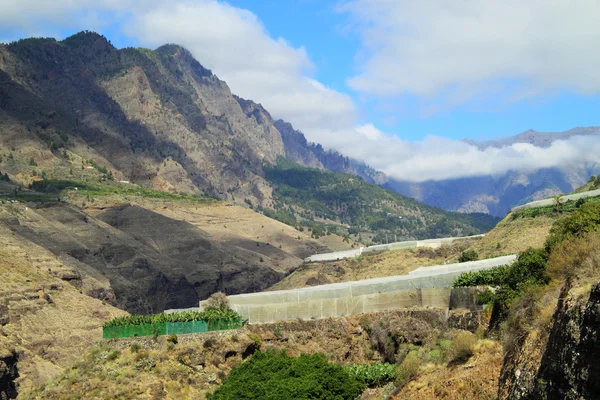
545,202,600,252
448,332,475,363
459,250,479,263
395,351,421,386
167,334,178,345
426,349,444,364
207,350,365,400
453,264,510,287
130,342,142,353
454,248,549,328
107,350,120,361
346,362,396,387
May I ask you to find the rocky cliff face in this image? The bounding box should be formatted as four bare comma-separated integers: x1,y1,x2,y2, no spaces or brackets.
498,279,600,399
0,32,287,201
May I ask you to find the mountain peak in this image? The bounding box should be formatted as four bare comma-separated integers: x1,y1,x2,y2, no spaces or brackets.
62,30,115,52
155,44,213,77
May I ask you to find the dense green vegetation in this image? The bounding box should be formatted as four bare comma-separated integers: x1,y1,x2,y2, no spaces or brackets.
345,363,396,388
455,201,600,325
511,196,600,219
263,158,499,242
458,249,479,262
573,175,600,193
29,178,212,202
208,350,365,400
103,309,242,328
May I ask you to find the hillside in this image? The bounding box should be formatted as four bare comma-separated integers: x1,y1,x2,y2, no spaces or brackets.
261,158,498,243
0,221,127,395
272,192,578,291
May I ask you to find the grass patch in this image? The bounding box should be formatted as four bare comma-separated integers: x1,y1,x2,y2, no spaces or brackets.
30,178,213,203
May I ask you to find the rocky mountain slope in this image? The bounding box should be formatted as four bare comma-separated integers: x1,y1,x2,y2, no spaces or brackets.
0,31,493,242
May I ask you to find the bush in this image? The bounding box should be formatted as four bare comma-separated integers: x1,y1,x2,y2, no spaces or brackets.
453,265,510,287
207,350,365,400
545,202,600,252
459,250,479,263
205,292,230,311
346,363,396,387
167,334,178,345
130,343,142,353
448,332,475,363
395,352,421,386
453,248,549,329
107,350,120,361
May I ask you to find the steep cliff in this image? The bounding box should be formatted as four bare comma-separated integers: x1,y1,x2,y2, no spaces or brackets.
498,279,600,399
0,349,18,400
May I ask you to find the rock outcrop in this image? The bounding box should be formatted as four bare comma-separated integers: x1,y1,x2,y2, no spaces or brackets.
0,349,18,400
498,280,600,399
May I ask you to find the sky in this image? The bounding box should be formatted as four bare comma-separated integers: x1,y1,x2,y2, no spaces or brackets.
0,0,599,182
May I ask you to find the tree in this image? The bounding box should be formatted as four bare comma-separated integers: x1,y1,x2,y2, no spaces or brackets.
553,195,564,213
204,292,230,311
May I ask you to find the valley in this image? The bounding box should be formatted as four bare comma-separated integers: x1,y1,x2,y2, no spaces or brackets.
0,28,598,400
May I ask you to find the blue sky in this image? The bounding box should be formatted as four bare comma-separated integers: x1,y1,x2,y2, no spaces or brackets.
220,0,600,141
1,0,599,181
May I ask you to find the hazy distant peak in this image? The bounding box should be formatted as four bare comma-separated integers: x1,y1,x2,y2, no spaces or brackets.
469,126,600,149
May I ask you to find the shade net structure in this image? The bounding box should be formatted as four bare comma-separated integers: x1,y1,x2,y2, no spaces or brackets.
103,319,243,339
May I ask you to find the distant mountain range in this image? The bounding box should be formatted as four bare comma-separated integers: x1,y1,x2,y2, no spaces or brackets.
385,128,600,216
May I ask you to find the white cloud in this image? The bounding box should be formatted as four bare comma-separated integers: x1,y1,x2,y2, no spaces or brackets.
122,1,357,131
320,125,600,182
340,0,600,104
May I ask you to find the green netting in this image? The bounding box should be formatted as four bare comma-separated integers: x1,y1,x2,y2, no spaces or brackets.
103,319,243,339
103,323,166,339
166,320,208,335
208,319,244,331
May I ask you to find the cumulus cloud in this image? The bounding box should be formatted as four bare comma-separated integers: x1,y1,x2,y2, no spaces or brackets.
0,0,598,183
340,0,600,105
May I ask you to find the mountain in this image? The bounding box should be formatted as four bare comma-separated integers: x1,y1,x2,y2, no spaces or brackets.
235,91,600,217
464,126,600,149
386,128,600,216
0,31,492,242
262,158,498,243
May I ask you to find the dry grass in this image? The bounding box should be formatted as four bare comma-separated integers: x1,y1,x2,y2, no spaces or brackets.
390,339,502,400
270,244,467,290
465,213,558,259
0,216,126,397
272,212,560,292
